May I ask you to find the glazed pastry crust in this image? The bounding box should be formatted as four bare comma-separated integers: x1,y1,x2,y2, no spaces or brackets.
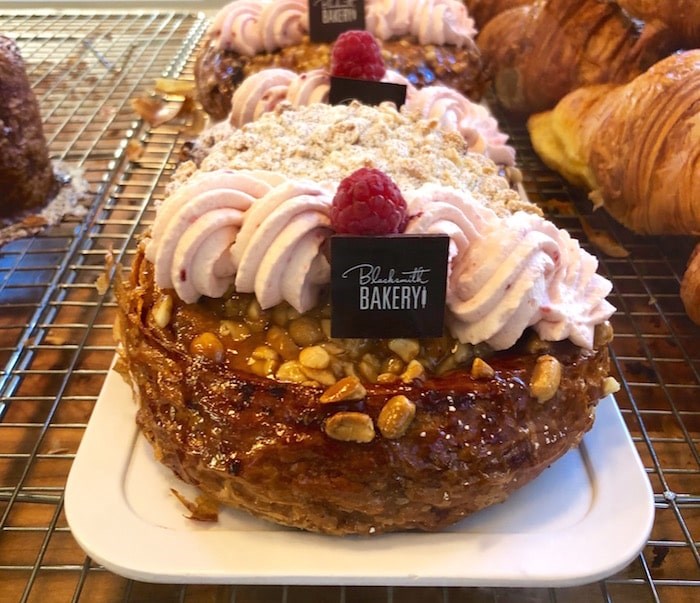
681,244,700,326
114,247,610,535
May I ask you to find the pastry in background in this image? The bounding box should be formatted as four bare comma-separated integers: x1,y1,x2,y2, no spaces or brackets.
464,0,532,29
616,0,700,48
0,35,58,218
477,0,676,114
527,50,700,236
206,29,516,168
0,35,87,247
194,0,485,121
682,244,700,326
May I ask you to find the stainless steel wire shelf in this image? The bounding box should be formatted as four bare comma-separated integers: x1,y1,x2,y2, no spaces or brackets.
0,10,699,603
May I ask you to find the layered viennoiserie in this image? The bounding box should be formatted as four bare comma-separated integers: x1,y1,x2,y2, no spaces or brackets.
616,0,700,48
194,0,485,120
476,0,676,114
115,102,616,535
0,35,57,218
527,50,700,236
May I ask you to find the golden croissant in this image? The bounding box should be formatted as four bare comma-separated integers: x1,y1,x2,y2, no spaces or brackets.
528,50,700,235
616,0,700,48
477,0,676,114
464,0,532,28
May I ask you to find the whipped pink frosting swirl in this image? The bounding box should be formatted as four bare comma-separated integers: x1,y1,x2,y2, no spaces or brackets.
148,172,613,349
147,168,333,312
228,68,515,165
231,179,333,312
405,86,516,166
210,0,475,55
145,169,284,303
446,209,615,350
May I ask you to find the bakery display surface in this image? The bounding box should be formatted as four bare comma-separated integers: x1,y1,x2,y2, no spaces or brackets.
65,366,652,587
1,8,700,603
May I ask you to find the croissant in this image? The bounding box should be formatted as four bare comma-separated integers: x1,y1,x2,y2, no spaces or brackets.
528,50,700,235
682,243,700,326
477,0,676,114
463,0,532,28
616,0,700,48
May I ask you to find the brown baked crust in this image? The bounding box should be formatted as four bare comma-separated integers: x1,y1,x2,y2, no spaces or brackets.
194,33,486,121
114,246,610,535
0,36,57,218
476,0,677,114
681,243,700,326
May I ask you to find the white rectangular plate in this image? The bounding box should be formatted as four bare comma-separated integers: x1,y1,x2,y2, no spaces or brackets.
66,366,654,587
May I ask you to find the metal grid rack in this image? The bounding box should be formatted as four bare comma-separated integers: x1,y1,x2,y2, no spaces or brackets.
0,10,699,603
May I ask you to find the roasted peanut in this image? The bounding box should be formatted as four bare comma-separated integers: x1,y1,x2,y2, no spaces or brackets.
300,365,337,386
324,412,375,443
401,359,425,383
602,376,620,396
276,361,307,384
152,294,173,328
190,332,224,363
266,325,300,360
471,357,495,379
388,339,420,363
524,333,550,355
594,321,614,347
319,376,367,403
529,355,562,403
299,345,331,370
288,317,325,346
377,395,416,439
219,320,250,341
377,372,400,384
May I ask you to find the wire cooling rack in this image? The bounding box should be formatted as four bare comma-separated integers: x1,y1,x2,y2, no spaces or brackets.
0,10,699,603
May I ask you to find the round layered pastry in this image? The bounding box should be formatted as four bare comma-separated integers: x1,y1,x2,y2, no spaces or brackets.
195,0,485,120
0,35,58,218
114,101,617,535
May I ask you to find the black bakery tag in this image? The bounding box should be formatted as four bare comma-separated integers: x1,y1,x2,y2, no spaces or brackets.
308,0,366,43
329,76,407,108
330,235,449,339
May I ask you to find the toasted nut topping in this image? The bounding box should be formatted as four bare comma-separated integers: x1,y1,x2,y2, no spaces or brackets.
219,320,251,341
276,361,307,384
388,339,420,363
251,345,279,361
602,376,620,396
190,332,224,363
377,372,400,384
324,412,375,443
266,325,300,360
289,316,324,346
524,333,551,355
248,358,278,377
152,294,173,328
401,359,425,383
377,395,416,439
320,375,367,403
594,321,614,347
529,355,562,403
358,359,379,383
300,366,337,386
452,342,473,364
299,345,331,370
471,357,495,379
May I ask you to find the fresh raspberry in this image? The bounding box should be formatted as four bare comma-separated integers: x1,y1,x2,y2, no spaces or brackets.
331,168,407,235
330,30,386,81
